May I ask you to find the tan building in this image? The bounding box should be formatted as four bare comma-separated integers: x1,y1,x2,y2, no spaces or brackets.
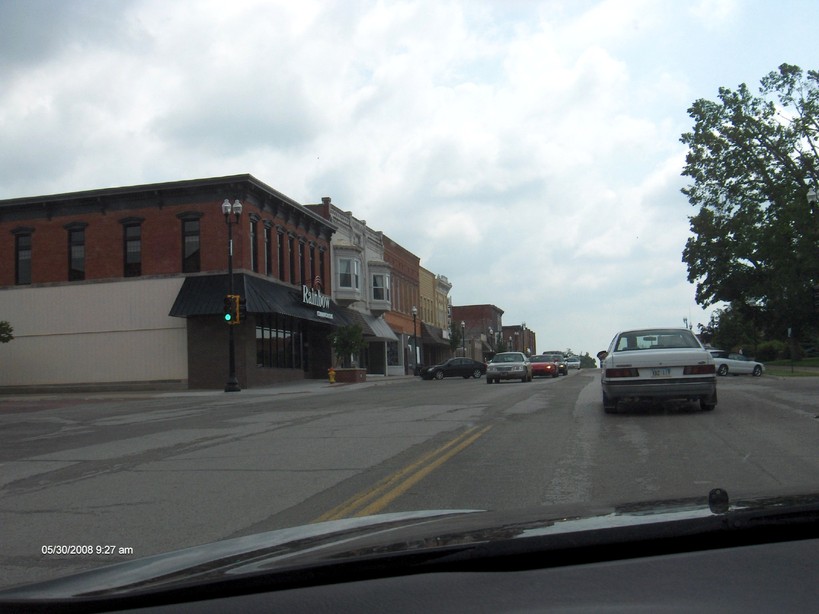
418,267,452,368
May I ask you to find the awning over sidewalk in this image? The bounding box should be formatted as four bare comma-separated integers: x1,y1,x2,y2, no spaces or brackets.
343,309,399,341
169,274,350,326
421,322,451,346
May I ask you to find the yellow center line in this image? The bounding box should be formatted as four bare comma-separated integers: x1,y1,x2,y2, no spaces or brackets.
314,424,493,523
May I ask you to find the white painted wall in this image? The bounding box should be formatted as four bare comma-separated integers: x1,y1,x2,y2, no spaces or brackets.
0,277,187,386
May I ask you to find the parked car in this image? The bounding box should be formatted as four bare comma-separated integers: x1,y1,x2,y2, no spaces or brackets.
529,355,558,378
566,356,581,370
708,350,765,377
486,352,532,383
421,358,486,380
543,352,568,375
599,328,717,413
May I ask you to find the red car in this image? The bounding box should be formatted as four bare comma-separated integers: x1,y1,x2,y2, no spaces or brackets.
529,355,558,378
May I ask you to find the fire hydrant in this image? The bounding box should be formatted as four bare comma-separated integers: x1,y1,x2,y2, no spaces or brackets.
328,368,336,384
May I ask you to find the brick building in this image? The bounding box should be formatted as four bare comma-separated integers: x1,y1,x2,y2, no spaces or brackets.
451,304,506,360
0,175,348,390
382,236,421,374
502,323,537,355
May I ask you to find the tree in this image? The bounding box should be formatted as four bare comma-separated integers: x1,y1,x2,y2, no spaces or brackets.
448,321,462,355
680,64,819,344
0,321,13,344
328,324,365,368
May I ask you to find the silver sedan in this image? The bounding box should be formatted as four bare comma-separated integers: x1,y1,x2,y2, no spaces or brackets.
486,352,532,384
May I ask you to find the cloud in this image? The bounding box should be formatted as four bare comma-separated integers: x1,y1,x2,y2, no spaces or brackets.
1,0,808,354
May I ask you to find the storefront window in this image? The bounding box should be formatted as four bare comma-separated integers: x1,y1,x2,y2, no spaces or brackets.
256,313,303,369
387,340,400,366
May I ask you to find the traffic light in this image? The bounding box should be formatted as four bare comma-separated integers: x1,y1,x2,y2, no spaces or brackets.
238,296,247,322
223,294,239,324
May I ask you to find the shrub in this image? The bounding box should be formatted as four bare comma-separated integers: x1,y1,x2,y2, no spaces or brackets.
755,340,786,362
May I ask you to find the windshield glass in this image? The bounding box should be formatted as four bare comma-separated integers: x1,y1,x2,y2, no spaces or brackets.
0,0,817,597
613,329,702,351
492,353,524,362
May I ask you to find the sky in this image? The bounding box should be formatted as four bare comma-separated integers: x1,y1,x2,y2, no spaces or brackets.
1,0,817,357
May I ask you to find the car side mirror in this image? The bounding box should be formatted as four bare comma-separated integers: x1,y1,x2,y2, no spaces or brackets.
597,351,608,361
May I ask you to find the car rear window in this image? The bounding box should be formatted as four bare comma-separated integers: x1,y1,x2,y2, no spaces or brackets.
614,330,700,351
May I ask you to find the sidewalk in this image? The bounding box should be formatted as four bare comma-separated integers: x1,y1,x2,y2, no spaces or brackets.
167,374,417,398
0,375,418,401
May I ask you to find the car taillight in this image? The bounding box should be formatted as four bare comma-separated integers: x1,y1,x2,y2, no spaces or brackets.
684,364,716,375
605,368,639,378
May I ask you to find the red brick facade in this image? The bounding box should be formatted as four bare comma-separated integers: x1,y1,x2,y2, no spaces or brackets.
1,176,332,289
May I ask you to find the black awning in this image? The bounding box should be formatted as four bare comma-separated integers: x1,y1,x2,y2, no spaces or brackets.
421,322,451,346
169,274,349,326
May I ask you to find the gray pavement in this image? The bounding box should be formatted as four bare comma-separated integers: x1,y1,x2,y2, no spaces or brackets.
0,374,418,402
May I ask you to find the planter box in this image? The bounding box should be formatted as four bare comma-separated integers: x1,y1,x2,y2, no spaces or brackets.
333,368,367,383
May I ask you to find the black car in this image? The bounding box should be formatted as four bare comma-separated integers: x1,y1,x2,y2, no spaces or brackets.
421,358,486,380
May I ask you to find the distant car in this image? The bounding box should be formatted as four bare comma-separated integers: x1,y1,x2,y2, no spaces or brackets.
565,357,581,370
543,352,568,375
708,350,764,377
421,358,486,380
599,328,717,413
529,355,558,378
486,352,532,384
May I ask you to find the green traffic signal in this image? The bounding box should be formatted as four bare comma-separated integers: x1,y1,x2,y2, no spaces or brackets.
223,295,236,322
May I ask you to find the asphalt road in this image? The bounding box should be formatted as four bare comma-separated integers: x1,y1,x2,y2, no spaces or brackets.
1,369,817,590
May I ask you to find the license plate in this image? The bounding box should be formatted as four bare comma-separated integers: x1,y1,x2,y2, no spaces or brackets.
652,368,671,377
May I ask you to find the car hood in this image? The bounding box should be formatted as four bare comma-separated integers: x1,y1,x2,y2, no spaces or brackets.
2,490,818,603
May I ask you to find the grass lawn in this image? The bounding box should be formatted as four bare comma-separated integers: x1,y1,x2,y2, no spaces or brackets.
764,357,819,376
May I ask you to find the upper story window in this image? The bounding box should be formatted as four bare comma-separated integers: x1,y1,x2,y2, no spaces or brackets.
277,229,285,281
65,222,88,281
249,216,259,273
178,212,203,273
121,218,143,278
372,272,391,301
309,244,316,284
338,257,360,289
319,248,326,290
13,228,33,285
288,235,296,283
264,224,272,276
298,240,305,285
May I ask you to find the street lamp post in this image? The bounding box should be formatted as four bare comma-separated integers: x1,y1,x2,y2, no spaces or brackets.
411,305,418,375
461,321,466,357
223,198,242,392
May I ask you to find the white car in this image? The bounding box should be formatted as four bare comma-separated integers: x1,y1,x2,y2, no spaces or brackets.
565,357,581,370
486,352,532,384
599,328,717,413
709,350,764,377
